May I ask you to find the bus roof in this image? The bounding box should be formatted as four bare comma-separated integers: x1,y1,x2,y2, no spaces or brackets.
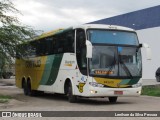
33,24,135,41
34,27,74,40
74,24,135,32
35,28,63,40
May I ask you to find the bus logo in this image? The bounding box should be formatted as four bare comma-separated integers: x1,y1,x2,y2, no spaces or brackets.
64,60,75,67
77,83,85,93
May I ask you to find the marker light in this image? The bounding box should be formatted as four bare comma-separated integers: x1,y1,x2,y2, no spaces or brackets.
90,90,97,94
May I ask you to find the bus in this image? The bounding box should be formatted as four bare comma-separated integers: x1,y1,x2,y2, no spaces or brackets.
15,24,151,103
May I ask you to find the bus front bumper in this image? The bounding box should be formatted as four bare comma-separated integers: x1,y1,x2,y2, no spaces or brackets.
84,86,142,97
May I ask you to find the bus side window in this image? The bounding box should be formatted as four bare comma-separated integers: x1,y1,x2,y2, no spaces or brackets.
60,30,75,53
36,41,42,56
57,35,64,53
52,36,57,54
45,37,53,55
42,39,47,55
29,41,36,56
65,30,75,53
76,29,87,75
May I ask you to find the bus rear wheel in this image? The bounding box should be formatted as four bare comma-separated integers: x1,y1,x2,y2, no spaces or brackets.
68,82,77,103
108,97,118,103
22,80,28,95
27,80,39,96
27,80,33,96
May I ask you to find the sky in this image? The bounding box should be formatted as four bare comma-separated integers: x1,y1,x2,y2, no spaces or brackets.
12,0,160,32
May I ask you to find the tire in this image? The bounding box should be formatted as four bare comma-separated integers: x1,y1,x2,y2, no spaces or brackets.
27,80,32,96
27,80,37,96
22,81,28,96
156,76,160,82
108,97,118,103
26,80,43,96
68,82,77,103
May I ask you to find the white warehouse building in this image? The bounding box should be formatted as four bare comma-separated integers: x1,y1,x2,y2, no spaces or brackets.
89,5,160,79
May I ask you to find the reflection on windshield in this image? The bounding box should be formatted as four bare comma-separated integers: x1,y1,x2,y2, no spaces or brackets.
89,46,142,78
118,47,141,77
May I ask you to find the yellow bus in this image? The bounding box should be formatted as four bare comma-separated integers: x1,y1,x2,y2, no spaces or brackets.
16,24,151,103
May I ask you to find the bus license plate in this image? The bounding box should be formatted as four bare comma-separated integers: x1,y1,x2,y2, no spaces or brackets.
114,91,123,95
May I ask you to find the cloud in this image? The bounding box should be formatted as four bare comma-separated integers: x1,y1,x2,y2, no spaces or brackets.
12,0,160,32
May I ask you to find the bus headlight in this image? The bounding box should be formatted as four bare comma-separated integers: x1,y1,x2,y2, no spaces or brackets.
132,83,142,88
89,82,104,87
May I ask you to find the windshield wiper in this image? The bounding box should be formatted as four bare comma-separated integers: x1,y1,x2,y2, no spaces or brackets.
106,53,116,75
119,54,133,78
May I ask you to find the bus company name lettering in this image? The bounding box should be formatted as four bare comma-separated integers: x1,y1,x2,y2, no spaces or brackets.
104,81,114,84
25,59,41,68
64,60,75,66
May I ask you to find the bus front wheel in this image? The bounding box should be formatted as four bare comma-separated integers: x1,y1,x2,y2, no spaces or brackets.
108,97,118,103
68,82,77,103
156,76,160,82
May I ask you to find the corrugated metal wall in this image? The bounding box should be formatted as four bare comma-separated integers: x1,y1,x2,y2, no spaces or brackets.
89,5,160,30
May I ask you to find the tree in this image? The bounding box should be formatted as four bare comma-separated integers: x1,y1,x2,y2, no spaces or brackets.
0,0,38,78
0,0,37,77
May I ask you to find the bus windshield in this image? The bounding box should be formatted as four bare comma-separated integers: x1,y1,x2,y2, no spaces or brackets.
87,29,142,78
88,29,139,45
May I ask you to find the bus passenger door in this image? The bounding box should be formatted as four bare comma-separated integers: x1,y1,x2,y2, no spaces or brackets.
75,29,88,94
76,29,87,76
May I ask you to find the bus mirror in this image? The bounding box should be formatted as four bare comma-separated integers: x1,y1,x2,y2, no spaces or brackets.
86,40,92,58
140,43,151,60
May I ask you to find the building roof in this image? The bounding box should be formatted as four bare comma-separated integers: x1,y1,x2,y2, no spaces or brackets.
89,5,160,30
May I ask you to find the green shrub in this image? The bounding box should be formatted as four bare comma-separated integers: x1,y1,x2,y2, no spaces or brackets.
0,95,12,103
142,85,160,97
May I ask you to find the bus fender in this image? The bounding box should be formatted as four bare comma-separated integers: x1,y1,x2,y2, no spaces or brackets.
64,77,75,95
